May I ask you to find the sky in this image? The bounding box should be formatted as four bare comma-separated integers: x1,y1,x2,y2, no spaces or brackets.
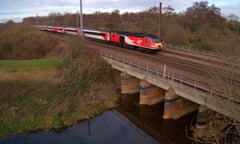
0,0,240,23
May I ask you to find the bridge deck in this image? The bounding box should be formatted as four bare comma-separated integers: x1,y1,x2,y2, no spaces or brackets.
101,51,240,120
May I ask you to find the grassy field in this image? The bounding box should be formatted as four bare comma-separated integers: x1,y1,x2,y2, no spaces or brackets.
0,58,118,137
0,59,58,72
0,59,58,82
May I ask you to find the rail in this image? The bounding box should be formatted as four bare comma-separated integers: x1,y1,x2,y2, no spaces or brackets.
166,44,239,61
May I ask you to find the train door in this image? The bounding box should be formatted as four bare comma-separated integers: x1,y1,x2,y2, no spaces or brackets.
144,37,151,48
110,33,118,43
53,27,58,32
120,35,125,47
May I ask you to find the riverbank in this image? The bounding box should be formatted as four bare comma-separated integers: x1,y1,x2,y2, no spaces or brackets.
0,110,159,144
0,58,119,137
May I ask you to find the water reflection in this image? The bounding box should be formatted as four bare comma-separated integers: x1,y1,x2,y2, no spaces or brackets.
119,93,197,144
0,110,158,144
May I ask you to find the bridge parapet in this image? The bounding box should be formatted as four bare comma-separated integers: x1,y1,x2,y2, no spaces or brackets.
100,51,240,120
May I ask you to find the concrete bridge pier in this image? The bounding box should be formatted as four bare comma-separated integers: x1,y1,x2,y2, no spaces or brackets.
194,106,212,138
120,72,140,94
139,80,165,105
194,106,218,138
194,106,232,140
163,87,198,119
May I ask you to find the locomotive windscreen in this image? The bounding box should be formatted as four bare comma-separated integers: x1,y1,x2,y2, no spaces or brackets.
153,38,160,43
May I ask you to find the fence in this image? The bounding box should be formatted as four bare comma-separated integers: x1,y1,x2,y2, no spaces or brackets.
166,44,235,60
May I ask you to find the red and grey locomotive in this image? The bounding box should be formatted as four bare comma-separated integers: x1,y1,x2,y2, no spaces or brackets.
35,25,164,53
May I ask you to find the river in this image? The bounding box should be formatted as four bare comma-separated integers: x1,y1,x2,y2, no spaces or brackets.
0,93,196,144
119,93,196,144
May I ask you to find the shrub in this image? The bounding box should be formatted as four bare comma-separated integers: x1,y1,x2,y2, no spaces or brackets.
0,23,58,59
58,52,115,97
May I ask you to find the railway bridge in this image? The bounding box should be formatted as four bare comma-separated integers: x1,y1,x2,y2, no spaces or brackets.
99,50,240,137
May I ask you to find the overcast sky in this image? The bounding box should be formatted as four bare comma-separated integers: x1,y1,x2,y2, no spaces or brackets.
0,0,240,23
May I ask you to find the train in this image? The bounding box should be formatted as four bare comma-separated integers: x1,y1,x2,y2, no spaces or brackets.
35,25,164,53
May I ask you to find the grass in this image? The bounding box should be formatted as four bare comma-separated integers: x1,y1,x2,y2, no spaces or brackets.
0,58,119,137
0,24,119,137
0,80,60,135
0,59,58,73
0,59,61,136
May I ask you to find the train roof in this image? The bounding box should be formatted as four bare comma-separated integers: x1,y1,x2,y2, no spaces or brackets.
83,28,159,39
110,30,159,39
65,27,80,30
83,28,110,32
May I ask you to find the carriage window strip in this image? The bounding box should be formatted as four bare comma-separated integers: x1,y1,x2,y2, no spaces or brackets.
84,31,106,36
66,29,78,32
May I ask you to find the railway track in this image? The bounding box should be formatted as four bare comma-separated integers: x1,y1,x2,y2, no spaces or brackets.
162,48,239,70
46,32,236,69
85,39,240,88
85,40,210,73
46,33,240,91
160,47,240,85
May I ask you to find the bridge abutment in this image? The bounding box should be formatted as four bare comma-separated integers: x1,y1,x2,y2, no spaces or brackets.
139,80,165,105
120,72,140,94
163,87,198,119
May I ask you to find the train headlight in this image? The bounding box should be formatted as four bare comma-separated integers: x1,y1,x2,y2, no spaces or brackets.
155,43,162,48
158,43,163,48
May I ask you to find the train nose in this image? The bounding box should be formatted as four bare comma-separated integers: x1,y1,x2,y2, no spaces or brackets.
156,43,162,48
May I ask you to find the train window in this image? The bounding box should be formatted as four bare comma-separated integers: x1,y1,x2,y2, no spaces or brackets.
66,29,77,32
84,31,106,36
153,38,160,43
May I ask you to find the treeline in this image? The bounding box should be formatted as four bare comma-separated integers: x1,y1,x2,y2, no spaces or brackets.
23,1,240,56
0,22,59,59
